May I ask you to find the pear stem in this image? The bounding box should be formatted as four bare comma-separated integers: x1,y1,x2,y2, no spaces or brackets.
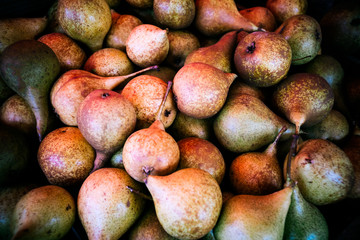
285,134,300,186
265,125,287,156
126,186,153,201
156,81,173,121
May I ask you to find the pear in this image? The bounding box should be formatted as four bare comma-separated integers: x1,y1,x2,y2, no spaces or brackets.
127,204,177,240
110,147,124,169
284,138,355,205
0,40,60,141
78,168,146,240
234,31,292,87
105,12,143,51
194,0,260,36
106,0,122,7
302,109,349,142
121,75,177,129
168,111,214,141
57,0,112,52
153,0,196,29
122,82,180,182
46,0,66,34
37,126,95,186
0,76,14,104
213,186,293,240
173,62,237,119
284,183,329,240
145,168,223,240
50,65,157,126
125,0,153,8
184,30,238,73
126,24,169,68
273,72,334,135
266,0,308,23
275,14,322,65
239,6,277,32
11,185,76,240
0,17,47,53
165,30,200,69
177,137,226,184
227,80,265,102
77,89,137,173
138,65,177,83
0,95,36,136
38,32,87,72
214,94,295,153
229,126,286,195
83,48,134,77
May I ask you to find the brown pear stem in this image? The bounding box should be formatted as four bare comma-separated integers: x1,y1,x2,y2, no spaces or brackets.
156,81,173,121
265,125,287,156
285,134,300,187
126,186,153,201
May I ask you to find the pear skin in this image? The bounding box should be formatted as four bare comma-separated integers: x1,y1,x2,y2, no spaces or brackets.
239,6,277,32
78,168,146,240
145,168,223,240
266,0,308,23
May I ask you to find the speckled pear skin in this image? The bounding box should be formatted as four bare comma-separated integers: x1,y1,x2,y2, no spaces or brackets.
78,168,146,240
57,0,112,52
273,73,334,133
214,94,295,153
284,184,329,240
234,31,292,87
213,186,293,240
11,185,76,240
0,40,60,141
266,0,308,23
173,62,237,119
275,14,322,65
285,139,355,206
185,30,238,73
195,0,259,36
145,168,223,240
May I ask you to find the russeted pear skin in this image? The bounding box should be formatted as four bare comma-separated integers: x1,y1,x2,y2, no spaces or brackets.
145,168,223,240
173,62,237,119
266,0,308,23
213,186,293,240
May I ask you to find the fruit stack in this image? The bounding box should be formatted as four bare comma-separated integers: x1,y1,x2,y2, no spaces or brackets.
0,0,359,239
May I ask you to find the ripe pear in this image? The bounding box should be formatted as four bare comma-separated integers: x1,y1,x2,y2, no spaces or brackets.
77,89,137,173
229,126,286,195
84,48,134,77
234,31,292,87
79,168,145,239
105,12,143,51
165,30,200,69
173,62,237,119
177,137,226,184
284,183,329,240
275,14,322,65
195,0,260,36
153,0,195,29
227,80,265,102
214,94,295,153
239,6,277,32
266,0,308,23
184,30,238,73
0,95,36,136
57,0,112,52
0,17,47,53
213,186,293,240
37,127,95,186
121,75,177,129
122,82,180,182
50,65,157,126
0,40,60,141
284,138,355,205
11,185,76,240
273,72,334,135
126,24,169,67
137,65,177,83
38,32,87,72
145,168,223,240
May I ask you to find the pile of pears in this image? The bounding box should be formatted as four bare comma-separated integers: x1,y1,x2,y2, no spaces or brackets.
1,0,359,239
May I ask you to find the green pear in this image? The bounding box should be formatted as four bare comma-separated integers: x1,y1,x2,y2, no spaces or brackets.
213,186,293,239
266,0,308,23
0,17,47,53
0,40,60,141
284,183,329,240
184,30,238,73
11,185,76,240
214,94,295,153
145,168,223,240
78,168,146,240
57,0,112,52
